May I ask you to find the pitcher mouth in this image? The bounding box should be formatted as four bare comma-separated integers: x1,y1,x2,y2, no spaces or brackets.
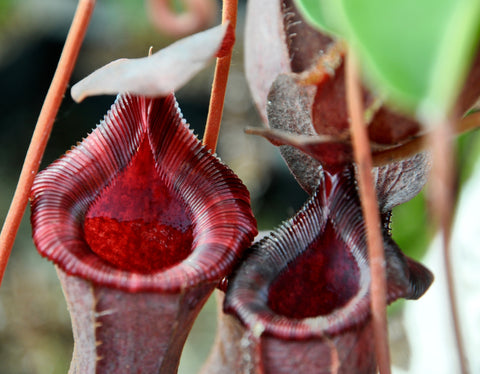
31,94,257,293
224,182,370,339
267,220,363,319
224,168,433,340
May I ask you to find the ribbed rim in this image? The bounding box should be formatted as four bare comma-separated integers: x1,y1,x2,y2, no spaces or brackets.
224,168,432,339
31,94,257,292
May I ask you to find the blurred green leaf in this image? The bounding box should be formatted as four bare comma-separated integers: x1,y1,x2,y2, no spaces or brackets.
294,0,480,121
293,0,343,34
0,0,14,27
457,125,480,186
392,191,431,261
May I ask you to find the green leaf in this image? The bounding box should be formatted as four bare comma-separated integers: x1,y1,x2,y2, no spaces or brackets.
392,192,431,261
293,0,341,34
294,0,480,121
457,124,480,186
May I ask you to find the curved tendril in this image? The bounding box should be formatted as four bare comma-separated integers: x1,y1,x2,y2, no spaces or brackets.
373,110,480,166
147,0,218,38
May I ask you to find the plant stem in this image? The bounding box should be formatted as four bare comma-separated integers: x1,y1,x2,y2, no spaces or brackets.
202,0,237,153
0,0,96,286
345,51,391,374
430,123,470,374
372,110,480,166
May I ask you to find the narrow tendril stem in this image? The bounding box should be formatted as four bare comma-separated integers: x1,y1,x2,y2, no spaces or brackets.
0,0,96,286
345,51,391,374
372,110,480,167
430,124,470,374
202,0,237,153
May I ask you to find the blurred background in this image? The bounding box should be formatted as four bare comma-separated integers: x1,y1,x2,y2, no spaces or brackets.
0,1,479,373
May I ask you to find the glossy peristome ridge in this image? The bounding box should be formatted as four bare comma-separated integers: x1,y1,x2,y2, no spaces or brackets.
224,167,433,340
202,167,433,374
30,93,257,292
